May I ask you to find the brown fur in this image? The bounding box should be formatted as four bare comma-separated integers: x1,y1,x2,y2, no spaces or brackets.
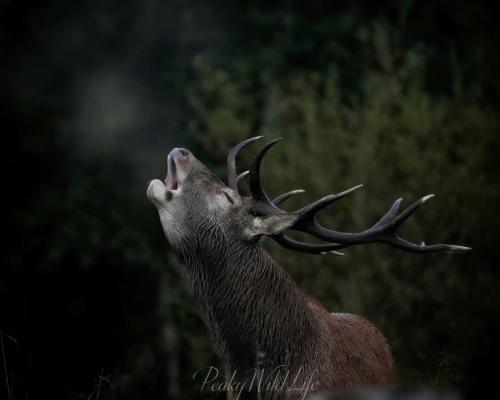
308,298,396,391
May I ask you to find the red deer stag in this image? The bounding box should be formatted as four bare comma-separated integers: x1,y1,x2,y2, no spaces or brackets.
147,137,469,399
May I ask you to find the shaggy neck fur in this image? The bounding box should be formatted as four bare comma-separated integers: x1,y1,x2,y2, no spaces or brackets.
178,219,323,376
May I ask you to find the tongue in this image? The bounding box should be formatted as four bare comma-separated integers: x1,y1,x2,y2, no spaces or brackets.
165,158,178,190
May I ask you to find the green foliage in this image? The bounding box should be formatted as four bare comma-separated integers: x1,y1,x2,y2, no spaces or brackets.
186,24,500,391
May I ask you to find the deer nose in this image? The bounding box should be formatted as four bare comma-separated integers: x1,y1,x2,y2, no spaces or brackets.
170,147,191,159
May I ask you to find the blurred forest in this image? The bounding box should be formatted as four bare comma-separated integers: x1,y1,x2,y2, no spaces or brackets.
1,1,499,399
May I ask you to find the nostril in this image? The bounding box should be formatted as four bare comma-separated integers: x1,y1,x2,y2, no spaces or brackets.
169,147,191,160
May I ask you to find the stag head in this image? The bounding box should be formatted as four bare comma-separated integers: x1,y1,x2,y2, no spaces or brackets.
147,137,470,255
146,141,298,254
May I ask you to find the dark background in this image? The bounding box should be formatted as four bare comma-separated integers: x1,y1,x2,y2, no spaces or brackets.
1,1,499,399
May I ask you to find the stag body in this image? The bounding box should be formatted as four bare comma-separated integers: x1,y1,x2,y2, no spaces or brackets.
147,138,468,399
182,224,395,396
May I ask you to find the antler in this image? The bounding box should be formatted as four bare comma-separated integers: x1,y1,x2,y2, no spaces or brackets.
227,136,263,193
230,136,470,254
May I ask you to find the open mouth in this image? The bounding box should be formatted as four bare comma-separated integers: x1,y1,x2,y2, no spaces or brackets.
165,155,179,191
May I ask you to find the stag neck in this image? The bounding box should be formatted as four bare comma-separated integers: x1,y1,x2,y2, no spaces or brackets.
180,240,323,370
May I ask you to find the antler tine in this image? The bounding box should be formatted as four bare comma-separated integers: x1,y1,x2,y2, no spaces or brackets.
227,136,263,193
273,189,305,206
371,198,403,229
249,138,284,214
390,194,434,228
295,185,364,220
236,170,249,183
384,234,471,253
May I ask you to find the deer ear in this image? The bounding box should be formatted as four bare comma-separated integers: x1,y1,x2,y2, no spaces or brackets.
245,214,299,241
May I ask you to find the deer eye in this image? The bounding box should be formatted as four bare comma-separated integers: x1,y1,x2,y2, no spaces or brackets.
223,192,234,205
